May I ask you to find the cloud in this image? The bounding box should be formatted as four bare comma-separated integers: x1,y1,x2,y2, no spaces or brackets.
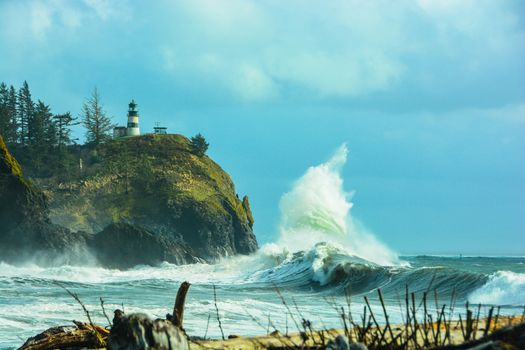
154,1,410,99
1,0,523,108
161,48,277,102
83,0,120,20
0,0,124,44
272,51,404,97
29,2,53,40
483,104,525,124
152,0,524,103
232,64,277,102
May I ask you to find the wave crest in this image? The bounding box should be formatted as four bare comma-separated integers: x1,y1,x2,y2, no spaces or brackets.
468,271,525,305
278,144,399,266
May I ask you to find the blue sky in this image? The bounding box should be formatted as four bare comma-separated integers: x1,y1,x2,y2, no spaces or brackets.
1,0,524,255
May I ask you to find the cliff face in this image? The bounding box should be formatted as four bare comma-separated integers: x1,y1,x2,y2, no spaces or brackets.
89,223,201,269
40,134,258,262
0,135,46,228
0,136,90,263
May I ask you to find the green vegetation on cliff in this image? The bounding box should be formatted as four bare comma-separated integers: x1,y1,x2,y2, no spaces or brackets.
1,133,258,265
0,135,46,228
46,135,249,227
0,135,23,177
35,134,257,261
0,135,91,264
1,80,258,264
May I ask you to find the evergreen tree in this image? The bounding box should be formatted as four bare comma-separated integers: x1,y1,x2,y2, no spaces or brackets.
17,81,33,146
7,85,17,144
81,88,113,146
190,133,209,157
26,100,56,176
0,83,9,135
0,83,17,144
53,112,78,147
29,100,53,147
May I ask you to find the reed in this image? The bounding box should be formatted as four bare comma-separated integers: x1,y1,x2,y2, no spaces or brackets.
248,286,525,350
212,284,225,340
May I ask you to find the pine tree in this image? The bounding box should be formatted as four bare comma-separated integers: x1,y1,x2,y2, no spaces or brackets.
17,81,33,146
29,100,53,147
25,100,56,176
51,112,79,180
82,88,113,146
0,83,17,144
53,112,78,147
0,83,9,136
7,85,17,144
190,133,209,157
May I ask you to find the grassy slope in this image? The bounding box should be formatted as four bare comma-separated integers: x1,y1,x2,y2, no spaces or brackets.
42,134,251,234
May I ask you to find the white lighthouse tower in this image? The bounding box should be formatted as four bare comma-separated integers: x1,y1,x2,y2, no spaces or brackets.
126,99,140,136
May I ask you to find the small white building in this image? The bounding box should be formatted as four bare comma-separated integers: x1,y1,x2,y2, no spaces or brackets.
154,124,167,135
113,126,127,138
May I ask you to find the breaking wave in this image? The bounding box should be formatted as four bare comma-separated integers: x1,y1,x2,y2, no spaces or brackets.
278,144,399,266
468,271,525,305
2,247,518,304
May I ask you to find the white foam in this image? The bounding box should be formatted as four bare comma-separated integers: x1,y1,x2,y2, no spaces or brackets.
468,271,525,305
0,248,286,285
278,144,399,266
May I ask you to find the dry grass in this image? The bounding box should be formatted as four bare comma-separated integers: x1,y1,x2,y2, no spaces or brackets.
192,286,524,350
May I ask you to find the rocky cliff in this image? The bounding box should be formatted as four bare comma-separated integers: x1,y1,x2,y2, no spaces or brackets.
1,134,258,267
37,134,258,263
0,136,90,264
90,222,201,269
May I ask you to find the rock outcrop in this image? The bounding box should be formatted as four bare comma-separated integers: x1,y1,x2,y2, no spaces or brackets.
0,136,90,264
90,223,200,269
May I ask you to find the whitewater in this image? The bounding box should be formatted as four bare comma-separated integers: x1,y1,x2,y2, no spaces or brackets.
1,144,524,348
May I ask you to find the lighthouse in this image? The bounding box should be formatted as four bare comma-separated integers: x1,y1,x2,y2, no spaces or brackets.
126,99,140,136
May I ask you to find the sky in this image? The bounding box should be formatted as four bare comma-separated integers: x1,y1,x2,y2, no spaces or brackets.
0,0,524,255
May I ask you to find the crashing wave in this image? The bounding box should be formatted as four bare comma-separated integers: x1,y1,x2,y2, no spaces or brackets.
468,271,525,306
278,144,399,266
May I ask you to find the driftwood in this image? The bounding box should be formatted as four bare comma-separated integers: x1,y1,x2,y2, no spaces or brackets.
18,281,192,350
171,281,191,328
19,323,109,350
108,281,191,349
108,313,189,350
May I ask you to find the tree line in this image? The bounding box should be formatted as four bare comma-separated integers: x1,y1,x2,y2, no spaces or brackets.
0,80,209,178
0,81,113,149
0,81,113,177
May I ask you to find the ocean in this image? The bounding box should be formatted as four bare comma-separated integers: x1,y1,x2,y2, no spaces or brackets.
1,252,524,348
1,144,523,348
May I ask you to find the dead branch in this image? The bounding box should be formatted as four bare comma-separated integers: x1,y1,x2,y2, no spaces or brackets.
172,281,191,328
100,297,112,328
213,284,226,340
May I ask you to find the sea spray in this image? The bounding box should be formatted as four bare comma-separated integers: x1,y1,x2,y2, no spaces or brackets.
468,271,525,305
278,144,399,266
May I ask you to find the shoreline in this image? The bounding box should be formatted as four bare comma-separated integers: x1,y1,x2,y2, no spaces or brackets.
16,280,525,349
192,316,524,349
19,316,524,350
